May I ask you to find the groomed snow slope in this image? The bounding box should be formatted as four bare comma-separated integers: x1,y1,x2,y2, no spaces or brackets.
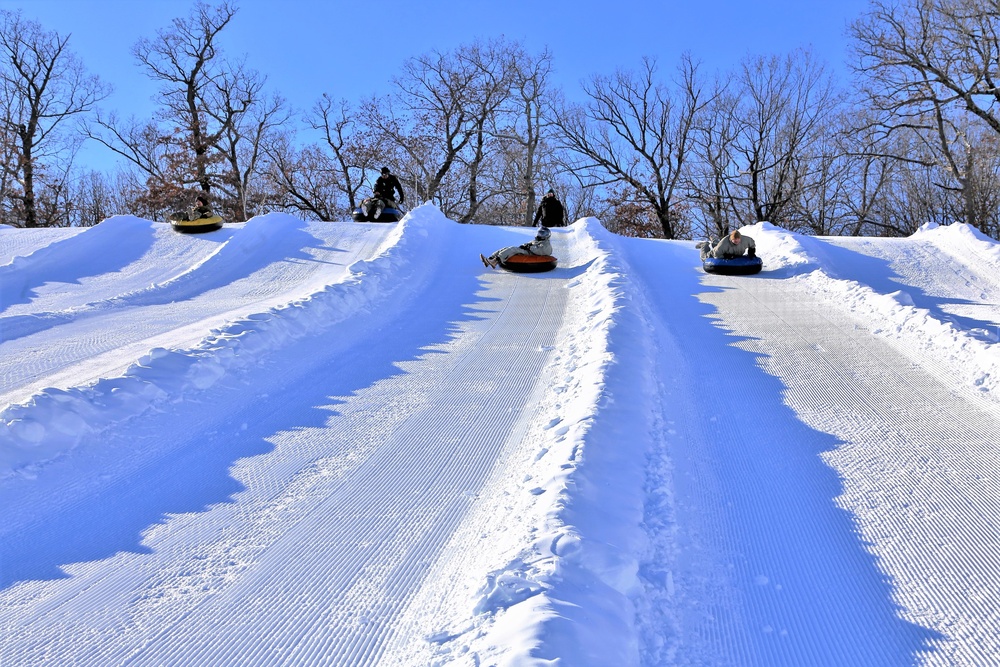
1,208,999,666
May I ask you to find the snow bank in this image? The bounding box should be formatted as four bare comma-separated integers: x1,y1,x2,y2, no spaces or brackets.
740,220,815,272
751,221,1000,400
464,218,654,665
914,220,1000,268
0,204,450,480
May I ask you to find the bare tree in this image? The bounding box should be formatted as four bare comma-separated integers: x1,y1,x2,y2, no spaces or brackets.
688,85,741,239
312,95,391,211
0,10,109,227
87,1,274,218
853,0,1000,134
0,85,21,226
852,0,1000,235
361,38,525,221
833,107,903,236
363,46,478,208
211,65,288,221
266,137,346,221
789,122,852,235
134,0,237,194
555,54,707,238
492,45,556,226
72,169,116,227
457,40,517,222
728,50,838,229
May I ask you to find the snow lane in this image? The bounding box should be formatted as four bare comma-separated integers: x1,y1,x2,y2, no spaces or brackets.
0,223,569,665
0,218,152,314
696,266,1000,665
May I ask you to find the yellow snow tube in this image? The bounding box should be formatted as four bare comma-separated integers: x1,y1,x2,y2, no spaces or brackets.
170,215,224,233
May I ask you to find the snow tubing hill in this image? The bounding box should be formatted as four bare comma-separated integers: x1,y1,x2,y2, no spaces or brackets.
170,215,224,233
702,255,763,275
500,254,558,273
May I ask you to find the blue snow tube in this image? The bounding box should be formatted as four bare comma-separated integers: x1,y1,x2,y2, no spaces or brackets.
702,255,763,275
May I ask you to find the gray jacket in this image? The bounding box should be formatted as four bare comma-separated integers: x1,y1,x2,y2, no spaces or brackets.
712,235,755,259
526,238,552,255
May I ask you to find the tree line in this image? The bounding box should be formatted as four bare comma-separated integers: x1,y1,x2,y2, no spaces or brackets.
3,0,1000,241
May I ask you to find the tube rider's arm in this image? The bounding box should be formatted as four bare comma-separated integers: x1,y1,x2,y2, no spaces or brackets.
711,238,729,258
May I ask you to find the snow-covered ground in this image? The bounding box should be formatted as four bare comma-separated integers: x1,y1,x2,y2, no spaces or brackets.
1,206,998,666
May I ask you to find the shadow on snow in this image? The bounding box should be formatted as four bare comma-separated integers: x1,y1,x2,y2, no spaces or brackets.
621,240,941,666
0,244,497,594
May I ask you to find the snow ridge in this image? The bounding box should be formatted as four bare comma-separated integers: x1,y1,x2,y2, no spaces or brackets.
0,204,448,479
457,218,654,665
0,216,151,313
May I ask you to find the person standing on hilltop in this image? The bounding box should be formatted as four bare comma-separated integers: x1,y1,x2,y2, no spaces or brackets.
533,189,566,227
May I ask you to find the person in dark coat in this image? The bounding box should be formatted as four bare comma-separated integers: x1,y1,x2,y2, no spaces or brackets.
373,167,405,206
533,189,566,227
191,195,213,220
170,193,213,222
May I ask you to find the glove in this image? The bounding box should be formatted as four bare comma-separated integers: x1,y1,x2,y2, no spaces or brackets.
748,247,756,258
520,243,531,250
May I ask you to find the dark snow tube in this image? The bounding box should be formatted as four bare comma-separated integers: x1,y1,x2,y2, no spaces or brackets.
500,254,558,273
703,255,763,275
170,215,224,233
352,203,405,223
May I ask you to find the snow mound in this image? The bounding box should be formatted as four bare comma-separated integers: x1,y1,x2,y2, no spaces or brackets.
0,204,451,479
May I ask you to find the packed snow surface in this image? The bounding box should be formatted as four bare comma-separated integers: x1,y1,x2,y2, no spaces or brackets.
1,207,999,666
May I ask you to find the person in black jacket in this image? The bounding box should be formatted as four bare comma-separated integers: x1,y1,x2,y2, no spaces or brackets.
170,193,213,222
533,189,566,227
191,195,213,220
373,167,405,206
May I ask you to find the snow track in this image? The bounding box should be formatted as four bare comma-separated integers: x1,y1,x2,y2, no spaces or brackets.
2,212,999,666
702,274,1000,665
622,228,1000,666
0,209,575,665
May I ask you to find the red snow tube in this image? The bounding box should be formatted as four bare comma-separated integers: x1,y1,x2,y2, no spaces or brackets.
500,254,558,273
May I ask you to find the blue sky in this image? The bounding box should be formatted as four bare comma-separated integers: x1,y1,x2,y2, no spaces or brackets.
5,0,872,170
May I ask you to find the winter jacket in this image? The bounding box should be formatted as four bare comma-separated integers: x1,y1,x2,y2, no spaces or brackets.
493,237,552,263
533,196,566,227
373,174,404,203
711,234,755,259
525,238,552,255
